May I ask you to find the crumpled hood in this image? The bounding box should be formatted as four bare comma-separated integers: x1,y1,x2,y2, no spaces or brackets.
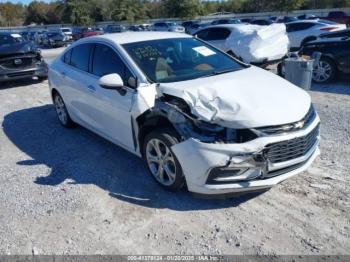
0,42,37,58
158,66,311,129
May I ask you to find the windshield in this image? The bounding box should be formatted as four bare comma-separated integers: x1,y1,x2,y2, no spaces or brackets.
0,34,24,46
62,29,70,32
123,38,244,83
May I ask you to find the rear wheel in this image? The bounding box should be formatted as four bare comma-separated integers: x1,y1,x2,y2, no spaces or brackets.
313,58,336,83
142,128,185,191
53,92,75,128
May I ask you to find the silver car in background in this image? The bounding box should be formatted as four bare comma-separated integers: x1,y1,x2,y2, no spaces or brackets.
152,22,185,33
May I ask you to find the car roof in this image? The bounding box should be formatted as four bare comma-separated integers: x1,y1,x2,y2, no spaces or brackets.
201,24,258,30
286,20,319,24
95,31,191,44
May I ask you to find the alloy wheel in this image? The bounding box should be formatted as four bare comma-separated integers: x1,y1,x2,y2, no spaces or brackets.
54,95,68,125
145,138,177,186
313,60,332,83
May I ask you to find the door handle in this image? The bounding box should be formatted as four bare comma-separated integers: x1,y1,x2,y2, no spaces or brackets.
87,85,96,92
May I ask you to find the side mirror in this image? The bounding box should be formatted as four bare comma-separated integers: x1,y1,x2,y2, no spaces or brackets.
99,73,124,90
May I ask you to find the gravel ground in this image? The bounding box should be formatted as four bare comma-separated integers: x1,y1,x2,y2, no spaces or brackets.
0,49,349,255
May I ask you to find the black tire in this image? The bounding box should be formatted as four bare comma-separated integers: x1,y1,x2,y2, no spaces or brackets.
53,92,75,128
142,128,185,191
312,57,337,83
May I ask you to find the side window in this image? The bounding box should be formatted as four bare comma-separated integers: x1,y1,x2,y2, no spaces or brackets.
196,29,210,40
215,28,231,40
70,44,92,72
292,23,315,32
92,44,135,88
63,49,72,64
207,28,231,41
299,23,315,30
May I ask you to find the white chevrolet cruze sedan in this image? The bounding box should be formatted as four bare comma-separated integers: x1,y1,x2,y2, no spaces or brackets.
49,32,320,196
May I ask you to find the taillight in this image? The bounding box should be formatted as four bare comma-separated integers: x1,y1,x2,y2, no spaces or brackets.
320,27,338,31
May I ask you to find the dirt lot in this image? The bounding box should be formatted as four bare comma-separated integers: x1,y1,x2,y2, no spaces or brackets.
0,50,349,255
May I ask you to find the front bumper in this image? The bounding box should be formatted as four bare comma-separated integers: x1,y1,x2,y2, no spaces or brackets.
0,60,48,82
49,40,67,47
171,114,320,195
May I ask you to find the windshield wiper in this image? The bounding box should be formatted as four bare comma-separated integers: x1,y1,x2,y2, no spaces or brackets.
200,68,239,78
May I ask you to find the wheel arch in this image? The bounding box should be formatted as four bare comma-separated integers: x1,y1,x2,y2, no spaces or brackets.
51,88,59,102
135,110,179,156
301,36,317,47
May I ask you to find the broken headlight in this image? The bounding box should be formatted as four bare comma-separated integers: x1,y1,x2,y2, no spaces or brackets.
186,120,257,144
161,96,258,144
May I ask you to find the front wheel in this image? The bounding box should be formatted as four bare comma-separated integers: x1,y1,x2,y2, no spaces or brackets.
313,58,336,83
53,93,75,128
142,128,185,191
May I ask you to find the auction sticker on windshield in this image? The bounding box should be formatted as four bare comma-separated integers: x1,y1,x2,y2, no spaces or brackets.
193,46,216,57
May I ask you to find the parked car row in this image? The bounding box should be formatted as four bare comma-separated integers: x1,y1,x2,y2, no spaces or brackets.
181,17,349,84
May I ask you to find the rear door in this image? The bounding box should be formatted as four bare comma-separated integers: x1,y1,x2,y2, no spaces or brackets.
58,43,94,124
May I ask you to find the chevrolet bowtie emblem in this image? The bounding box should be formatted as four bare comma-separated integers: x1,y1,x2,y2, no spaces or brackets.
294,121,305,129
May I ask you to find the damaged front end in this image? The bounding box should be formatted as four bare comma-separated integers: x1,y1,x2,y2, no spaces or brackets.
154,95,258,144
141,92,320,195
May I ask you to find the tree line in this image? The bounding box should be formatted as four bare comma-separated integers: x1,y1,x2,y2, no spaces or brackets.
0,0,349,27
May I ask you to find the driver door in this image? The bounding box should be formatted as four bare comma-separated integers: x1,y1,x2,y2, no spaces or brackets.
82,43,137,151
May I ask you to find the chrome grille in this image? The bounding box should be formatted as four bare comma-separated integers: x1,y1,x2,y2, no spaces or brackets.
0,53,38,70
0,57,35,69
256,105,316,135
265,125,320,164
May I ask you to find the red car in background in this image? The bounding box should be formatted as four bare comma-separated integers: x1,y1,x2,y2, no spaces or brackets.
72,27,104,41
322,11,350,27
